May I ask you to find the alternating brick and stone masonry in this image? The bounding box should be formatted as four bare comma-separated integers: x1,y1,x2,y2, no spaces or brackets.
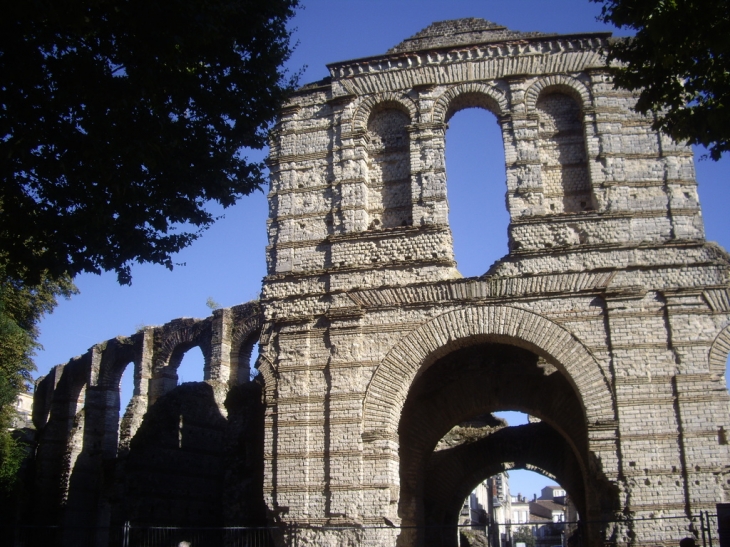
25,18,730,547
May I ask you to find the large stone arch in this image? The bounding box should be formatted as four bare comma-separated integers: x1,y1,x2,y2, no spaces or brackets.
709,324,730,376
33,355,90,526
392,337,618,547
363,304,615,439
351,92,418,134
96,335,139,390
229,307,264,385
150,318,214,403
431,82,508,124
154,318,214,372
525,74,593,113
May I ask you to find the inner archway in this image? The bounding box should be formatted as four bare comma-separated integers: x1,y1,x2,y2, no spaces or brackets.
394,337,613,547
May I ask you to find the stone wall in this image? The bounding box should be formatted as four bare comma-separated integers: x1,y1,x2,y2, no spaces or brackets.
28,303,263,546
260,17,730,546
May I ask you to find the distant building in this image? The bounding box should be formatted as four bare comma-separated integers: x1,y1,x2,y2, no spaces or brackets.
511,493,531,525
461,480,489,527
11,392,33,430
530,499,566,523
461,472,513,547
538,486,566,502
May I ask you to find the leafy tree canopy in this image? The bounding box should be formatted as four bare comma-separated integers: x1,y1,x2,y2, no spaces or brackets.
1,0,299,285
0,268,76,491
593,0,730,160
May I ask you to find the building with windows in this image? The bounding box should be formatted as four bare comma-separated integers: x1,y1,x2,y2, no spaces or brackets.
11,392,33,430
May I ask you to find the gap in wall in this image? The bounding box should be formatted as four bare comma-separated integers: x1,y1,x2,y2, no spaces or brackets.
446,108,509,278
178,346,205,384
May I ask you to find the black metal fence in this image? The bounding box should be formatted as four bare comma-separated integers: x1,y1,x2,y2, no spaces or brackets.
0,525,277,547
0,514,722,547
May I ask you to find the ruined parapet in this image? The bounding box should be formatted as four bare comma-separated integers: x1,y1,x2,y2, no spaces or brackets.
29,301,264,543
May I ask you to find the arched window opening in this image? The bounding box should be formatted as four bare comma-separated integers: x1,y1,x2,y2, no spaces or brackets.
118,363,134,420
366,107,412,228
231,334,259,385
445,107,509,277
249,344,261,381
176,346,205,385
536,92,592,214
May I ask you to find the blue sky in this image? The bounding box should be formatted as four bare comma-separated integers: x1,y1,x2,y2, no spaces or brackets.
33,0,730,502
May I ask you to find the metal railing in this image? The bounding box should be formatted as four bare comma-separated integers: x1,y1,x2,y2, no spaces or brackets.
0,514,722,547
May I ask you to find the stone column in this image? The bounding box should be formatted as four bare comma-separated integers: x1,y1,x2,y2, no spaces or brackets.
410,120,448,228
604,287,692,542
320,308,366,524
503,77,546,252
262,319,315,525
663,289,730,520
207,307,233,383
331,96,369,235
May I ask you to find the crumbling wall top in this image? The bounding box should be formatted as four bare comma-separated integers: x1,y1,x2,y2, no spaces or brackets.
386,18,549,54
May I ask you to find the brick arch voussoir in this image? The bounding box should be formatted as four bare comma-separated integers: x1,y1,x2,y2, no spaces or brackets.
363,305,614,438
153,319,214,373
525,74,592,114
431,82,508,125
230,315,264,384
709,324,730,376
231,315,264,355
255,354,278,404
97,335,141,390
351,92,418,134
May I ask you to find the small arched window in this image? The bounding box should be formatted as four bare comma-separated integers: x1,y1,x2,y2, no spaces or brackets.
536,92,592,214
366,107,412,228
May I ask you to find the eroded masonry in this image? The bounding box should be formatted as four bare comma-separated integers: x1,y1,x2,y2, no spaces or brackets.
27,19,730,547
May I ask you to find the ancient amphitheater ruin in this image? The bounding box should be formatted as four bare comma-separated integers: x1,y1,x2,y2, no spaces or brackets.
23,18,730,547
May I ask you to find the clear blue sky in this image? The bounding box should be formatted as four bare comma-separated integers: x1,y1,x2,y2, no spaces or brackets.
33,0,730,503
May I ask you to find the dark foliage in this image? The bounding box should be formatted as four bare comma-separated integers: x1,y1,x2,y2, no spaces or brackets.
512,526,536,547
0,268,76,491
0,0,299,285
594,0,730,159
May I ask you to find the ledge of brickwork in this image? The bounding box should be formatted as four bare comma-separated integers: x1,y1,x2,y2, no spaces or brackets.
326,34,611,79
510,209,700,226
346,270,615,309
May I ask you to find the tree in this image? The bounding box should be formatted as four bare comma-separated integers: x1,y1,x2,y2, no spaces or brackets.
593,0,730,160
512,525,536,547
0,0,299,286
0,269,76,491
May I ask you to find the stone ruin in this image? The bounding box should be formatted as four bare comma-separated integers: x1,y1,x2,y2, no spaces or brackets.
22,18,730,547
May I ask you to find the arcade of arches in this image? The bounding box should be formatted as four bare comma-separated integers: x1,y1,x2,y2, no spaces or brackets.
24,18,730,547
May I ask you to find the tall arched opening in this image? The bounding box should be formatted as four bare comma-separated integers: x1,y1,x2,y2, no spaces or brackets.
397,341,597,546
362,306,619,547
445,104,509,277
